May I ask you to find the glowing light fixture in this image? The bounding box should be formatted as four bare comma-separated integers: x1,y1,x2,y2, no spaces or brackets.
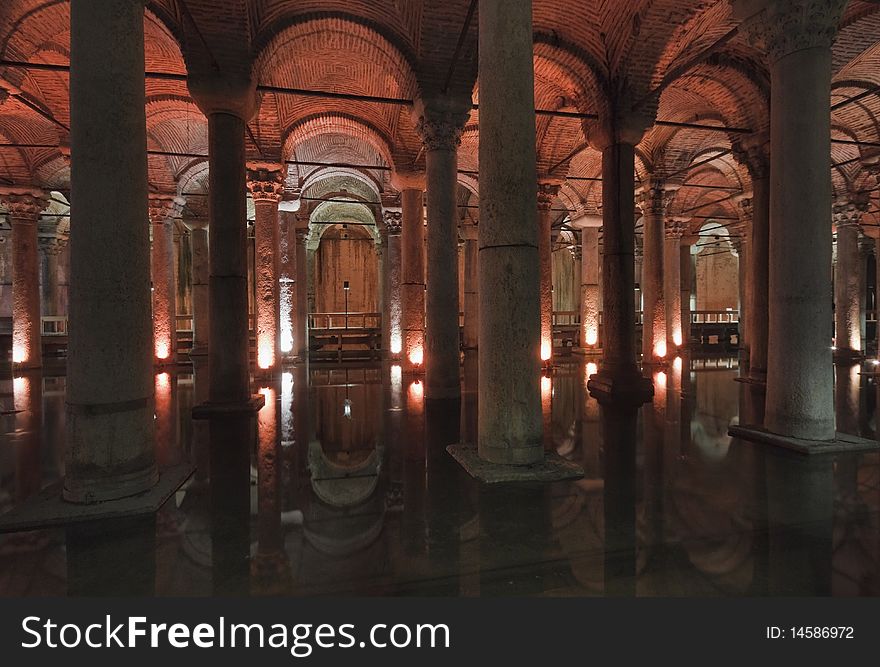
654,341,667,359
541,340,552,362
409,347,423,366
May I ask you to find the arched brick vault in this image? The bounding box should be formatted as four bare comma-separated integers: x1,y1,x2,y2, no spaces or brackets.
3,1,880,238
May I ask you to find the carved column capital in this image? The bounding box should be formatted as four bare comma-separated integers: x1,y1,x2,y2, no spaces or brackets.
148,194,180,224
733,135,770,180
636,180,678,217
246,164,284,203
0,188,47,223
665,217,689,239
833,196,868,229
38,234,67,256
734,194,754,225
736,0,846,64
294,227,311,246
537,181,561,211
414,102,469,152
382,208,403,236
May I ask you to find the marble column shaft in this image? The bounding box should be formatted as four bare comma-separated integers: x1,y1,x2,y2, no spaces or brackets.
65,0,157,502
400,186,425,373
747,174,770,383
581,226,600,348
537,182,559,361
382,208,403,357
294,226,309,360
477,0,542,464
638,183,672,362
149,196,177,366
462,223,479,349
186,219,210,355
664,220,686,349
1,190,46,369
833,204,864,356
679,244,693,348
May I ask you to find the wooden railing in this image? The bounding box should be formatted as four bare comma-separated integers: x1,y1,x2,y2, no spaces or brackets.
691,310,739,324
309,312,381,330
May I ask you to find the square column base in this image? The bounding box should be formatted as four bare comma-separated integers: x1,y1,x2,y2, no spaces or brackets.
587,371,654,404
0,462,194,534
729,424,879,456
447,445,584,484
192,394,266,419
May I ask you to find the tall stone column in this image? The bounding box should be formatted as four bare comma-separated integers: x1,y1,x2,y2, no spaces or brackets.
537,181,561,362
679,240,694,349
580,224,601,349
381,202,403,357
397,178,426,374
0,189,46,369
247,164,284,372
184,218,210,356
584,112,653,401
416,102,468,400
188,67,256,406
39,235,65,317
637,181,675,363
476,0,542,464
278,211,294,357
461,222,479,350
65,0,157,502
294,224,310,361
664,218,687,350
732,235,748,354
833,198,866,358
737,0,847,442
148,195,178,366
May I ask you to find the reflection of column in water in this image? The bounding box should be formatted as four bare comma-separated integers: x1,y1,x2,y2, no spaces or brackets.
581,363,601,479
541,373,552,451
458,351,481,596
209,414,253,596
835,364,861,502
401,378,426,558
13,374,42,503
384,364,404,511
252,384,291,594
66,516,156,596
154,371,179,468
601,399,639,597
765,450,833,596
191,357,210,484
641,371,666,575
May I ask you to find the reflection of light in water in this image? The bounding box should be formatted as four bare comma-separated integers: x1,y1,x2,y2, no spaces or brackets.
281,372,293,446
541,374,552,396
408,379,424,402
541,340,552,361
257,337,274,369
691,415,732,463
673,356,682,372
390,330,402,354
655,371,666,389
155,371,170,393
586,362,597,376
343,398,352,419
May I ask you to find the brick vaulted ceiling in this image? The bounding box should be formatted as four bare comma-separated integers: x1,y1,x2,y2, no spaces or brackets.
1,1,880,235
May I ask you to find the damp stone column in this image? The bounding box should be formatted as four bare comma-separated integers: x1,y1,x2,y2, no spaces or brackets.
294,222,310,361
537,180,561,362
381,201,403,358
0,188,46,370
570,214,602,351
585,110,653,401
735,0,847,443
394,173,426,374
637,181,678,363
148,194,178,366
476,0,542,464
461,222,479,350
833,198,866,358
188,62,257,407
664,218,686,351
65,0,158,502
184,217,210,356
247,164,284,372
416,100,469,400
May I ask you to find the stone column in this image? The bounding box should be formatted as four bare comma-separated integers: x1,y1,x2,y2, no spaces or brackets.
833,198,866,358
247,164,284,372
278,211,294,357
0,189,46,369
184,218,209,356
680,241,693,349
636,181,675,363
294,224,310,361
39,235,65,316
477,0,542,464
537,181,561,362
416,102,468,400
65,0,157,502
580,224,601,349
664,218,687,351
397,178,426,374
188,69,257,406
739,0,847,441
148,195,178,366
381,203,403,357
584,113,653,401
461,222,479,350
732,235,748,353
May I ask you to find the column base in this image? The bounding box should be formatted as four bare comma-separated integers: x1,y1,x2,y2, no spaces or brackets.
0,462,194,534
729,424,879,456
587,371,654,404
189,346,209,358
447,444,583,484
572,346,602,356
833,349,863,362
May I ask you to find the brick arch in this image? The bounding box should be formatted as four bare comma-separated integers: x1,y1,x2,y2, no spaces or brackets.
145,97,207,183
302,172,380,205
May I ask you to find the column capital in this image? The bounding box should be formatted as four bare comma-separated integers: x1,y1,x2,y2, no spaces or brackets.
584,99,655,151
148,194,181,224
390,170,426,191
665,217,690,239
413,98,469,152
0,187,47,222
569,244,582,261
294,226,311,245
732,134,770,180
460,221,479,240
735,193,754,225
187,72,257,121
833,196,868,229
382,208,403,236
537,180,562,211
246,163,285,203
734,0,846,64
182,217,209,232
635,180,678,217
38,234,68,256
